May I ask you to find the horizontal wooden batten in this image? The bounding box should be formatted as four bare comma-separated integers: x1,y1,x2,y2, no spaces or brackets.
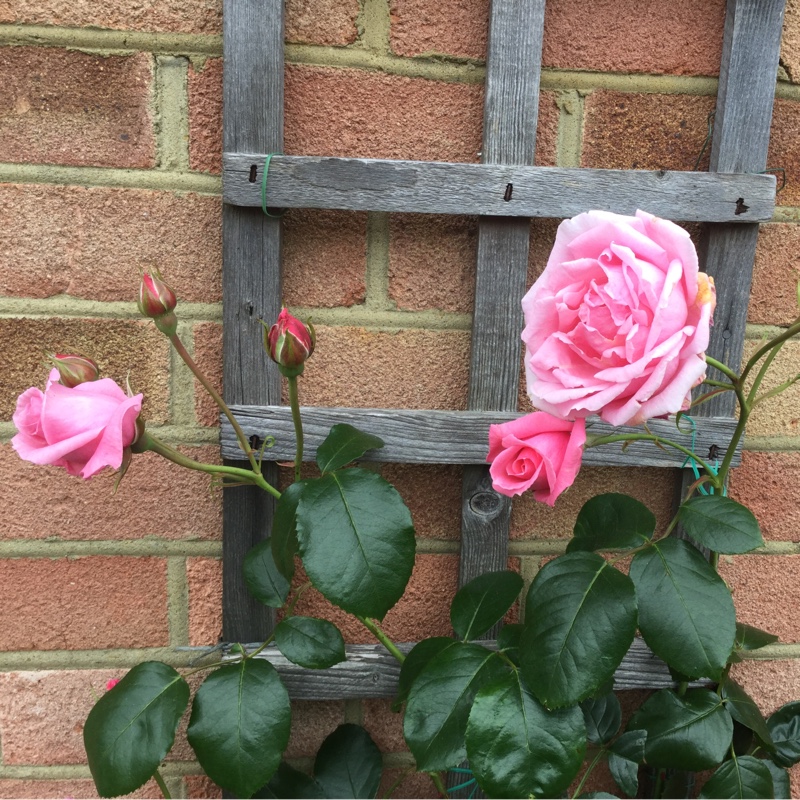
222,638,705,700
220,406,741,468
223,154,776,222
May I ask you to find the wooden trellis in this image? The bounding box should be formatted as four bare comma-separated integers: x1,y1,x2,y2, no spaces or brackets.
219,0,785,698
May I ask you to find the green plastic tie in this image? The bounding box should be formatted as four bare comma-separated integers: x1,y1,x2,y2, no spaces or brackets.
261,153,287,218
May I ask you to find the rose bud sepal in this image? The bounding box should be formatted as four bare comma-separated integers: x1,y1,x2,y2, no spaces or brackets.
263,309,315,377
138,271,178,336
47,353,100,387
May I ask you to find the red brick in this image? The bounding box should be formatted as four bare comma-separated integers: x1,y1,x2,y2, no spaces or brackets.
286,0,359,46
729,452,800,543
741,339,800,438
381,464,463,540
768,99,800,208
193,321,224,427
389,0,724,76
187,557,222,645
285,700,345,757
283,209,367,308
0,445,222,541
0,48,154,169
302,326,471,410
0,318,170,422
389,216,559,314
719,555,800,643
582,91,715,172
0,557,169,650
0,184,222,302
749,223,800,325
378,769,439,799
732,658,800,718
511,466,677,540
0,0,221,33
0,779,159,798
188,58,222,173
362,698,406,753
185,775,223,799
285,66,483,163
286,553,460,643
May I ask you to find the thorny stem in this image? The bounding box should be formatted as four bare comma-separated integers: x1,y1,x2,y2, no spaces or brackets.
357,616,406,664
153,768,171,799
740,317,800,385
168,332,261,473
428,772,450,799
140,433,281,499
571,748,605,799
287,375,304,483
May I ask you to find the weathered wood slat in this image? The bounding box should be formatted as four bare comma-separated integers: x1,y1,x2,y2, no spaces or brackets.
227,638,704,700
223,155,776,223
221,0,284,643
698,0,785,416
221,406,741,468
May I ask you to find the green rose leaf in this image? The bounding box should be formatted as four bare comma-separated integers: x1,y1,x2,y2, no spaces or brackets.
521,552,638,708
721,678,773,749
450,570,523,641
84,662,190,798
735,622,779,651
392,637,454,712
313,724,382,799
698,755,774,799
607,751,639,798
567,493,655,553
496,622,524,655
627,688,733,771
581,691,622,745
271,480,307,581
630,538,735,680
678,495,764,554
466,672,586,799
767,701,800,768
403,642,507,772
257,762,324,799
296,468,415,620
274,616,346,669
315,424,384,474
610,729,646,762
187,660,291,798
244,537,290,608
764,759,791,799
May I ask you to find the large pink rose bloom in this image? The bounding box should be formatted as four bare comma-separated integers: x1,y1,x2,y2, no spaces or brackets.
487,413,586,505
12,369,143,479
522,210,716,427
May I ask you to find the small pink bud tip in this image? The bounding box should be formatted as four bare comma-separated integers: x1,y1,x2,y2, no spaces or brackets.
48,353,100,388
265,308,315,375
105,678,121,691
138,271,178,319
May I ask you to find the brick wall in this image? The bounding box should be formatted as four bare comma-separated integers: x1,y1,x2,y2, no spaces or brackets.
0,1,799,797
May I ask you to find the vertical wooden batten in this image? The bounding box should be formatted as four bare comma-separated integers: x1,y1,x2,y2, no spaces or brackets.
221,0,285,642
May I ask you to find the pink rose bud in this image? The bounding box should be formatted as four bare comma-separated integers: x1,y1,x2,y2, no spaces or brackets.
266,308,315,376
48,353,100,388
105,678,121,691
487,412,586,506
138,271,178,336
11,369,144,479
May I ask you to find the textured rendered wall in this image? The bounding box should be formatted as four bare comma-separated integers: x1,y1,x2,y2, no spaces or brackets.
0,0,799,796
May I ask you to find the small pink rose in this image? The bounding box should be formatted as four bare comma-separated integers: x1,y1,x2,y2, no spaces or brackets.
522,210,716,426
105,678,121,691
487,412,586,505
11,369,143,479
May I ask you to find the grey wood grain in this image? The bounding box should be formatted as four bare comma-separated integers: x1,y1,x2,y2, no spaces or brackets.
220,406,742,468
228,637,705,700
221,0,285,643
223,154,776,222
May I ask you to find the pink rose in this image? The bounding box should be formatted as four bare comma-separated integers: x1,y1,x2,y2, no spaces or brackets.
522,210,716,427
12,369,143,479
487,413,586,505
105,678,121,691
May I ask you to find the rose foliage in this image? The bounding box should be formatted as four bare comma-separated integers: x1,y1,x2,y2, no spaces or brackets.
11,214,800,799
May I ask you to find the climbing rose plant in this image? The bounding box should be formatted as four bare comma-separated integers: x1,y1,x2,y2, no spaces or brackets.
11,213,800,800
